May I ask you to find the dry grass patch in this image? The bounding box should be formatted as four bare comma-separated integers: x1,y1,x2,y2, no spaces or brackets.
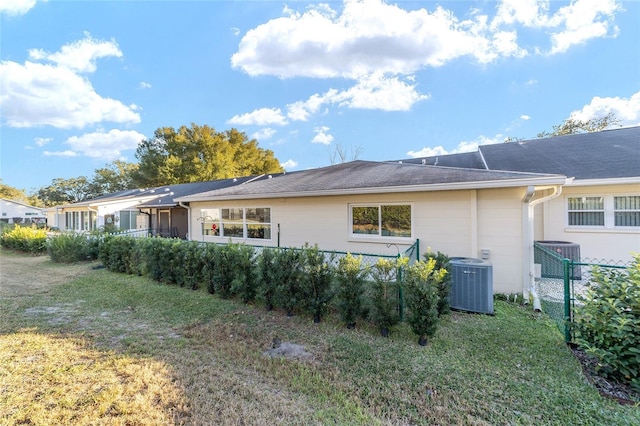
0,331,187,425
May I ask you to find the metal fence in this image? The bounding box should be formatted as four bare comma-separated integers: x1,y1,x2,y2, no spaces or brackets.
534,242,629,343
201,238,420,321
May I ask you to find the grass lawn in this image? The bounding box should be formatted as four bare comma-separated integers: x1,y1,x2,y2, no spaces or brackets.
1,251,638,425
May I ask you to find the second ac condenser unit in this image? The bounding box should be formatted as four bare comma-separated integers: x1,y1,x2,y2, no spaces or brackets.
449,257,494,315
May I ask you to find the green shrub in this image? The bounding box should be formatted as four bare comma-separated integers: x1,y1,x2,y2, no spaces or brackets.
404,258,446,345
370,257,406,336
300,245,335,323
211,243,255,300
335,253,367,328
48,232,99,263
272,248,305,316
423,251,452,316
573,254,640,391
0,226,47,254
257,247,278,310
99,236,136,273
181,241,207,290
202,243,219,294
144,238,168,282
229,244,257,303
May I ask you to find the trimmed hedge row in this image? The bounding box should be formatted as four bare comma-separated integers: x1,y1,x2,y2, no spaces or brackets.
90,236,451,343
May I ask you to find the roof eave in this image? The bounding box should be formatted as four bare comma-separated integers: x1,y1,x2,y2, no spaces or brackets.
567,176,640,187
178,175,568,202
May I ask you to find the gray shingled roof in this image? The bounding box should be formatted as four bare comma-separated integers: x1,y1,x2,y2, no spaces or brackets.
178,160,565,201
398,151,486,169
399,126,640,180
479,126,639,179
136,176,269,208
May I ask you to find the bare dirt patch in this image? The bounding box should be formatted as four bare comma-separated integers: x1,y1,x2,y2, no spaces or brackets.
0,252,96,297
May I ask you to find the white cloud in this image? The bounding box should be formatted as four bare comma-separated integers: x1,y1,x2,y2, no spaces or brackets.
525,79,538,86
139,81,152,89
548,0,621,54
63,129,145,160
232,0,529,79
34,137,52,147
227,107,288,126
407,134,503,158
520,115,530,120
327,73,428,111
0,0,38,16
570,91,640,127
28,32,122,73
232,0,622,79
251,127,276,140
43,150,78,157
280,159,298,169
283,73,427,123
287,93,327,121
491,0,621,55
0,61,141,128
311,126,334,145
0,34,140,129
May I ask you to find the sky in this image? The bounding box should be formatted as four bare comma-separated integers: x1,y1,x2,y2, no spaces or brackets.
1,0,639,193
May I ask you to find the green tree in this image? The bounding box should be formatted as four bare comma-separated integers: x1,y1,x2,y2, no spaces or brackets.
132,124,283,187
0,179,30,203
537,112,621,138
36,177,92,206
89,160,139,195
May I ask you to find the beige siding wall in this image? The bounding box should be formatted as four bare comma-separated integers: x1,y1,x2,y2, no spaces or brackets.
541,183,640,263
189,186,528,294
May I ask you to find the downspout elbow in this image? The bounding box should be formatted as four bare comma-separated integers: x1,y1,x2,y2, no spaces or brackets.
178,202,191,240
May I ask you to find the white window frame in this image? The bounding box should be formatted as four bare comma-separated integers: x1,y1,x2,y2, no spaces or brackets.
200,207,272,240
566,194,640,229
349,203,413,240
614,195,640,228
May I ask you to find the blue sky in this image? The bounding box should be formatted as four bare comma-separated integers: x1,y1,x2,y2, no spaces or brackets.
1,0,639,192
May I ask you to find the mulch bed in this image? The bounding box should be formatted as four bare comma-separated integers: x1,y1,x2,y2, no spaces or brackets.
571,345,640,405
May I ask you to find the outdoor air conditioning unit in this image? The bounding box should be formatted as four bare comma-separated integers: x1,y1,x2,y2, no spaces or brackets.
449,257,494,315
535,241,581,280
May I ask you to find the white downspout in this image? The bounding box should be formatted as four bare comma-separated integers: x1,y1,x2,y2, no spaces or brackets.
178,202,191,240
522,182,567,310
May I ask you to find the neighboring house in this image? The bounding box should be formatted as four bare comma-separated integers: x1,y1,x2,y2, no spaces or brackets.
177,160,568,295
401,126,640,263
0,198,46,224
47,188,163,232
136,176,274,239
48,175,274,236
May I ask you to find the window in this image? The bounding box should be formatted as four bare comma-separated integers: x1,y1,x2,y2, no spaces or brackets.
200,207,271,239
119,210,138,230
614,196,640,227
567,195,640,228
568,197,604,226
351,204,412,238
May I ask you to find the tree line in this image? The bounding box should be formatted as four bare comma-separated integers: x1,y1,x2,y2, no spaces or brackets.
2,124,283,207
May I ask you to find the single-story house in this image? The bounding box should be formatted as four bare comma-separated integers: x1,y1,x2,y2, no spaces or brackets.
136,175,275,239
176,126,639,297
48,175,276,236
400,126,640,264
46,188,164,232
0,198,46,224
177,161,569,296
